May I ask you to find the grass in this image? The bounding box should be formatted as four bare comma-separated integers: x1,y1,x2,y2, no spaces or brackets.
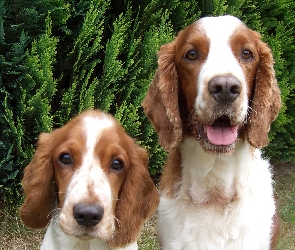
0,199,44,249
273,162,295,250
0,163,294,250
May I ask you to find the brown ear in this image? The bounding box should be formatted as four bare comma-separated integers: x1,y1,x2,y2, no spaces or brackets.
142,41,182,152
109,146,159,248
246,32,281,148
19,133,55,229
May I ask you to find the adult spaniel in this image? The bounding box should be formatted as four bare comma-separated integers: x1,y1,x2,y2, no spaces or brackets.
142,15,281,250
20,109,159,250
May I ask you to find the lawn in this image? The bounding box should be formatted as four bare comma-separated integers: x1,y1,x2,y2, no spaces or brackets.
0,162,294,250
273,162,295,250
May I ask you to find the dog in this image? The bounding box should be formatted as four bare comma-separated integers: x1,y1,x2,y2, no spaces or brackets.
142,15,281,249
20,109,159,250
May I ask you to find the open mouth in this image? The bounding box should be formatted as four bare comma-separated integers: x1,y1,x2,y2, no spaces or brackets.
204,116,238,146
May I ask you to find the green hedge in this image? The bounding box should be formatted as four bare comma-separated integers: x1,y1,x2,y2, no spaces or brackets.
1,0,294,195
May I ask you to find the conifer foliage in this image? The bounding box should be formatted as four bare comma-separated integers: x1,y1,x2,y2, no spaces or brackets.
0,0,294,194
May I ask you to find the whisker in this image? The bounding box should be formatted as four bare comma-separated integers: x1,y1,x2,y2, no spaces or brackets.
47,207,61,218
114,216,122,228
51,215,60,225
188,107,197,125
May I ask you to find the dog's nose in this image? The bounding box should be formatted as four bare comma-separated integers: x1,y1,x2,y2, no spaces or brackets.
208,76,241,103
73,203,104,227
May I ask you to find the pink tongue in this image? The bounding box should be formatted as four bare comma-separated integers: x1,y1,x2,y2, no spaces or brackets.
205,125,238,146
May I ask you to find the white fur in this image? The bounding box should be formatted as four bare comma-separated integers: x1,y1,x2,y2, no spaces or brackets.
158,138,275,250
41,221,138,250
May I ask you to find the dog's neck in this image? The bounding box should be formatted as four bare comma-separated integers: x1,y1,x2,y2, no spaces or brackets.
41,220,110,250
178,137,257,206
41,220,138,250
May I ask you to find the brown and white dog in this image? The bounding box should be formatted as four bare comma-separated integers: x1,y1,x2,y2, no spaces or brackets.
143,15,281,249
20,109,159,250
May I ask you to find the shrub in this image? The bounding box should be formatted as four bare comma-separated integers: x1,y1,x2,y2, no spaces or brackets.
0,0,294,195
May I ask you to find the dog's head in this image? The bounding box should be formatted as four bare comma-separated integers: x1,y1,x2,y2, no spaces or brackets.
142,15,281,154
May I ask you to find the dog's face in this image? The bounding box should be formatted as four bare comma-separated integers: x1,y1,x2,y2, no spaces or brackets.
142,15,281,154
175,16,260,153
52,114,126,240
20,110,159,248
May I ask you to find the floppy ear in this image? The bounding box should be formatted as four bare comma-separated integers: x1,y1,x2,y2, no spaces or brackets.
109,145,159,248
19,133,55,229
142,41,182,152
246,32,281,148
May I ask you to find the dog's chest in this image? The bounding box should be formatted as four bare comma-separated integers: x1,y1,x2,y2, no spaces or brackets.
157,138,275,249
158,196,273,249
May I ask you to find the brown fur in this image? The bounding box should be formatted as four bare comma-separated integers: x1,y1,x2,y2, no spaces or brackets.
142,42,182,152
20,132,56,229
159,148,182,197
245,30,281,148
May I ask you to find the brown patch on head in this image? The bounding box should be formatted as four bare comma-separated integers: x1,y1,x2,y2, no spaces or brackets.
229,25,260,99
174,22,210,116
19,114,85,229
93,123,130,212
52,124,86,208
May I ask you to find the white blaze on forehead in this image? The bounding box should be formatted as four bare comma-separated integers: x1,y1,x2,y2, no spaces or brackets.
64,114,114,207
199,15,242,39
80,115,114,198
83,115,114,153
199,15,244,81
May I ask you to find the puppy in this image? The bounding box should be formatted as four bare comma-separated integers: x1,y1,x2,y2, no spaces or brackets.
20,109,159,250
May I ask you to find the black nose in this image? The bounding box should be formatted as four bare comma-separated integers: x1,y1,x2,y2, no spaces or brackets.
73,203,104,227
208,76,241,103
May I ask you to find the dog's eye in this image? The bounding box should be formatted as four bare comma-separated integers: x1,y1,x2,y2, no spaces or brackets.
59,153,73,165
185,50,198,60
110,159,124,171
242,50,253,60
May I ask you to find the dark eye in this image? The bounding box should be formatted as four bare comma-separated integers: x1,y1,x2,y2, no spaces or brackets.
59,153,73,166
242,50,253,60
110,159,124,171
185,50,198,60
